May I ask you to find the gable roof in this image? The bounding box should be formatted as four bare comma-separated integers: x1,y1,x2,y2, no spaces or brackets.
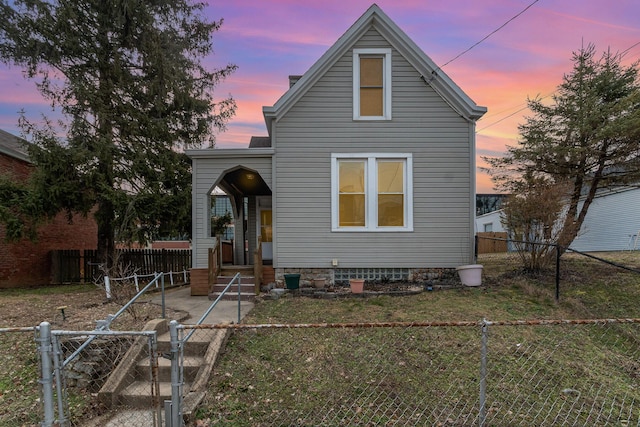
0,129,30,163
262,4,487,134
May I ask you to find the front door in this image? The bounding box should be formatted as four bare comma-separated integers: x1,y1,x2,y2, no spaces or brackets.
257,197,273,262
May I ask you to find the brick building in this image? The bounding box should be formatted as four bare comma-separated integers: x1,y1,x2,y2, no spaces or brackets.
0,129,97,288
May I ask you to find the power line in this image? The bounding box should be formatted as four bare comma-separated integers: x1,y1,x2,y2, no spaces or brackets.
621,40,640,56
477,105,529,133
477,92,553,132
438,0,541,70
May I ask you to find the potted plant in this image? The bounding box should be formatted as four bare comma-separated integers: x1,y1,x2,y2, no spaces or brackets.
313,277,326,289
456,264,483,286
349,278,365,293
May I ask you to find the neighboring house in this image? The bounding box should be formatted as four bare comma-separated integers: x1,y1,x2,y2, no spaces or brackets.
570,186,640,252
187,5,486,288
475,209,506,234
475,186,640,252
0,129,97,288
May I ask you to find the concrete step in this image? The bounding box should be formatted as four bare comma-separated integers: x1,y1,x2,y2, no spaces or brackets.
136,355,203,383
156,330,218,354
209,291,256,302
211,282,255,293
216,271,256,285
119,381,191,408
211,276,256,301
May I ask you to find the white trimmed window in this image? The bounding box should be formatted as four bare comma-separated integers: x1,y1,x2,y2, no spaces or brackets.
353,48,392,120
331,153,413,231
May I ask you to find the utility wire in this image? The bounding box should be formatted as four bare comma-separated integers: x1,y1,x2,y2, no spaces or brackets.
437,0,540,70
621,40,640,56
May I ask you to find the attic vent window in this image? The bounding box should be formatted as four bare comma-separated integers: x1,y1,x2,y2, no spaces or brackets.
353,48,392,120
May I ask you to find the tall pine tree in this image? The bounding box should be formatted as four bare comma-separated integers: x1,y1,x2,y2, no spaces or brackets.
486,44,640,253
0,0,236,268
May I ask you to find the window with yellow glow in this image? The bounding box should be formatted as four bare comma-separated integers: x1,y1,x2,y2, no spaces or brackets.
359,57,383,116
377,160,404,227
260,210,272,242
338,161,366,226
332,154,412,231
353,49,391,120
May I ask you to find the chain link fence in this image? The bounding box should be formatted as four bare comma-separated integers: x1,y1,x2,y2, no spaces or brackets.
188,319,640,426
475,234,640,302
1,318,639,426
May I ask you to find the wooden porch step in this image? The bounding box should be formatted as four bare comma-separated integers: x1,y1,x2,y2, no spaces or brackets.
219,265,254,277
215,275,255,282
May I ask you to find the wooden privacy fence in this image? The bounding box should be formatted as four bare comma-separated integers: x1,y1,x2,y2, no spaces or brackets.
476,232,508,254
51,249,191,284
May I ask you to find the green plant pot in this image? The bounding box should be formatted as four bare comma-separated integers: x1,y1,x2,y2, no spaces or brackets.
284,274,301,290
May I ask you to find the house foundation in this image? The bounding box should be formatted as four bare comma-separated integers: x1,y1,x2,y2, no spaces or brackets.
275,267,458,287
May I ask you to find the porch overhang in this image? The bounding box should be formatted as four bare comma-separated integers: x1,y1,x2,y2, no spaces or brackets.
217,166,272,197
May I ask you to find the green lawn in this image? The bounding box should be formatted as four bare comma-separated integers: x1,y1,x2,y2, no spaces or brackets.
194,252,640,426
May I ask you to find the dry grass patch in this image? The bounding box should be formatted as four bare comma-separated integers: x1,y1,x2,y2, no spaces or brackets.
195,251,640,426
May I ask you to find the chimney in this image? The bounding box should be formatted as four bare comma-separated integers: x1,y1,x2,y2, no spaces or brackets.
288,75,302,88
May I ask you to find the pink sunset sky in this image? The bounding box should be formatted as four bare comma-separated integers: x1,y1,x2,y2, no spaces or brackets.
1,0,639,192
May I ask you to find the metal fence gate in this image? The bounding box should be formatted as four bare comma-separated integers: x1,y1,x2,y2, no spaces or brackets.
41,324,161,426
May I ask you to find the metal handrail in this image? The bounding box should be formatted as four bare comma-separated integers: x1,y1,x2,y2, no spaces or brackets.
63,272,163,367
183,272,242,344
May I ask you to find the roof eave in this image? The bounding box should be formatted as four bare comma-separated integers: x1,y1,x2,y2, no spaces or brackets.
186,147,275,159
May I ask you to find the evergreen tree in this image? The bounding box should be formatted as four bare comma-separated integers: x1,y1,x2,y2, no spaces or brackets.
486,44,640,253
0,0,236,268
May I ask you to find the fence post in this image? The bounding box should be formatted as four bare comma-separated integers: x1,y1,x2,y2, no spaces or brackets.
104,275,112,300
168,320,182,427
474,234,479,262
51,334,67,426
38,322,56,427
479,319,489,427
161,273,166,319
555,245,561,302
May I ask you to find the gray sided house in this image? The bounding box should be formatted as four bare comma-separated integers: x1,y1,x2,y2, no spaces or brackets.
187,4,486,290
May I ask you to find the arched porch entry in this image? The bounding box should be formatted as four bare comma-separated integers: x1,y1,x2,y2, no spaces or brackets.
212,165,272,266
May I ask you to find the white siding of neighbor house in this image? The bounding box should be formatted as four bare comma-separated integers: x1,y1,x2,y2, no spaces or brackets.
191,154,272,269
272,28,475,269
475,210,506,234
570,188,640,252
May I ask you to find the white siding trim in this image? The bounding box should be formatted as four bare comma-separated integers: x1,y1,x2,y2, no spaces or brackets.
331,152,413,232
352,48,392,121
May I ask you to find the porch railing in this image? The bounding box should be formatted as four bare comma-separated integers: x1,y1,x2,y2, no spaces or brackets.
207,237,221,292
253,236,263,295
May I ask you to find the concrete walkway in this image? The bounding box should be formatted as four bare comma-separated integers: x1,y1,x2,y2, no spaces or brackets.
148,284,255,324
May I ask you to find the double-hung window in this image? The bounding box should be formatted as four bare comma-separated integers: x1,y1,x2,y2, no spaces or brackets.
353,48,392,120
331,153,413,231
